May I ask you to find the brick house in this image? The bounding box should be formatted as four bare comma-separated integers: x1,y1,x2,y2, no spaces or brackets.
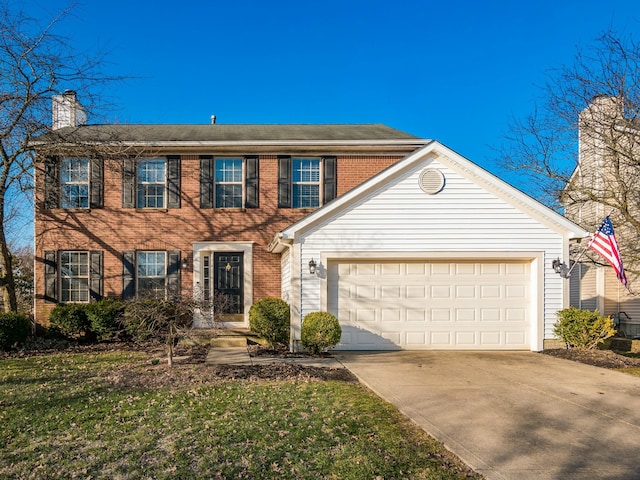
33,92,427,327
34,93,588,351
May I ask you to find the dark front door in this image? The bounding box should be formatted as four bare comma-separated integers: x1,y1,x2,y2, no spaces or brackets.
214,252,243,317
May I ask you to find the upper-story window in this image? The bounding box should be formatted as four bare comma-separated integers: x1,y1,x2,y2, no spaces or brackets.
200,156,258,209
43,157,103,210
278,156,337,208
292,158,321,208
60,158,89,208
60,251,90,302
122,156,181,209
215,158,243,208
137,159,166,208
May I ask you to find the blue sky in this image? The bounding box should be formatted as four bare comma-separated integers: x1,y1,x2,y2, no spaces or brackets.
27,0,640,189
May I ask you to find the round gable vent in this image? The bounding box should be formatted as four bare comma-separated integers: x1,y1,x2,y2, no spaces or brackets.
418,168,445,194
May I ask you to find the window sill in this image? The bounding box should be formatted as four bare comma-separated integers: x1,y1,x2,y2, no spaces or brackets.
135,208,169,213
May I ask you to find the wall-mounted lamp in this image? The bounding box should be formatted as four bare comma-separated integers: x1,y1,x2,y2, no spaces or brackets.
308,258,317,275
181,257,189,270
551,258,570,278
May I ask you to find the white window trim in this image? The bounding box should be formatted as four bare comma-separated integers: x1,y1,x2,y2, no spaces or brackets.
214,157,245,208
137,158,167,209
292,157,322,208
136,250,167,296
60,250,90,303
60,157,90,209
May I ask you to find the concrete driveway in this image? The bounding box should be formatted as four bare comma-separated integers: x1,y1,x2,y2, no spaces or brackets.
335,351,640,480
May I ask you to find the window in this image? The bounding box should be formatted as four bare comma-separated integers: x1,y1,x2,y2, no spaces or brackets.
278,156,336,208
215,158,243,208
44,250,102,304
200,156,258,209
122,250,181,299
60,251,90,302
292,158,320,208
60,158,89,208
137,159,166,208
122,157,180,209
43,157,103,209
137,251,166,297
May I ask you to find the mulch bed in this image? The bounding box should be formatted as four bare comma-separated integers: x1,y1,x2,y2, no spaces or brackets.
3,338,639,389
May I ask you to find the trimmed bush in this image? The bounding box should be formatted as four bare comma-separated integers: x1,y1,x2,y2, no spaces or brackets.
301,311,342,354
554,307,616,350
0,312,31,350
86,299,125,341
48,303,91,339
249,297,290,347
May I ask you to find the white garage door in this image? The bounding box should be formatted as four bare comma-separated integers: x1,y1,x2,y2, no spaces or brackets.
328,260,530,350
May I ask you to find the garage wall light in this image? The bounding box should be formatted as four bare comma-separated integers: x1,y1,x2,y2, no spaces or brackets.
551,258,570,278
308,258,317,275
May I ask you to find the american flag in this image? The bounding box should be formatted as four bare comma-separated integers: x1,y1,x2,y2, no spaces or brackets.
587,216,629,290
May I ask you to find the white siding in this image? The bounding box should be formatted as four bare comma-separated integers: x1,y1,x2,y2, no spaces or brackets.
281,248,291,304
294,157,567,349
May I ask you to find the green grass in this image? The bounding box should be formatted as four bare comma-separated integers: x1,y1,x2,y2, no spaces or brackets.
0,351,480,479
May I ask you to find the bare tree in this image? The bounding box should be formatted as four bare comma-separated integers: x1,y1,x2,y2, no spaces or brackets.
0,2,118,311
498,30,640,274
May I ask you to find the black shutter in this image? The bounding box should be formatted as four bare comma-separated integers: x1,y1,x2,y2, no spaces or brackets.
323,156,337,204
89,251,103,302
44,250,57,303
167,156,181,208
200,155,213,208
122,251,135,299
43,157,59,209
90,159,103,208
278,155,291,208
245,156,259,208
122,159,136,208
167,251,181,297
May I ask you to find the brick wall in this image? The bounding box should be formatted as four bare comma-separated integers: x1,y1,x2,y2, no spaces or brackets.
34,153,405,324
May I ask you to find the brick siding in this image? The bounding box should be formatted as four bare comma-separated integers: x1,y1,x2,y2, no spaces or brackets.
34,153,405,324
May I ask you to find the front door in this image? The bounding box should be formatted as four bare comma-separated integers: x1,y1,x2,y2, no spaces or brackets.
214,252,243,319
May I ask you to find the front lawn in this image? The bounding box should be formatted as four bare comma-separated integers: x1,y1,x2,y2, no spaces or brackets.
1,350,480,479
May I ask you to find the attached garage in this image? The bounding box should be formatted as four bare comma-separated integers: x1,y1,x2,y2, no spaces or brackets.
270,141,589,352
329,259,531,350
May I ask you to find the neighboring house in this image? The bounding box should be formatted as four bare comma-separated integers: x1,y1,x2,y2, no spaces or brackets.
33,92,589,350
566,95,640,333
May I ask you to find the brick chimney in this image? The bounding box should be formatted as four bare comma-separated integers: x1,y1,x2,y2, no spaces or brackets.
52,90,87,130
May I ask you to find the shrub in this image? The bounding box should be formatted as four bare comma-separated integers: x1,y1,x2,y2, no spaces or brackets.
0,312,31,350
86,299,125,341
123,297,193,342
554,307,616,350
301,311,342,354
249,297,290,347
48,303,91,339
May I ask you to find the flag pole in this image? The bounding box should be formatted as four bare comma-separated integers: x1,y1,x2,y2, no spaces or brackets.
564,208,616,278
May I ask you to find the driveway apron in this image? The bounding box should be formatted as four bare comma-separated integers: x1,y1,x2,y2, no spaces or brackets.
335,351,640,480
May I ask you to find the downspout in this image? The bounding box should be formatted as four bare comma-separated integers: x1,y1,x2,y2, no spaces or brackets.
271,233,297,352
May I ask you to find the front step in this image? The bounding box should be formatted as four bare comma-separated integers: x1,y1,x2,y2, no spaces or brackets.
183,327,267,348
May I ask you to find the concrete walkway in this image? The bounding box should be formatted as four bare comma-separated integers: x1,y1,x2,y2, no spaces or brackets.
206,346,346,368
335,351,640,480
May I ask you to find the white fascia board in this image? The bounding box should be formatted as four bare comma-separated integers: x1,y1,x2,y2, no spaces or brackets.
279,140,590,241
433,143,590,239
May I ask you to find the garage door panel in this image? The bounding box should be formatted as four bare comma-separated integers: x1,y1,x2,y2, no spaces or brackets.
331,260,530,350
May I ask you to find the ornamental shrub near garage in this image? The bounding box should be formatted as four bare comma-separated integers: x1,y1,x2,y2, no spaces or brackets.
301,311,342,354
249,297,290,347
554,307,616,350
0,312,31,350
